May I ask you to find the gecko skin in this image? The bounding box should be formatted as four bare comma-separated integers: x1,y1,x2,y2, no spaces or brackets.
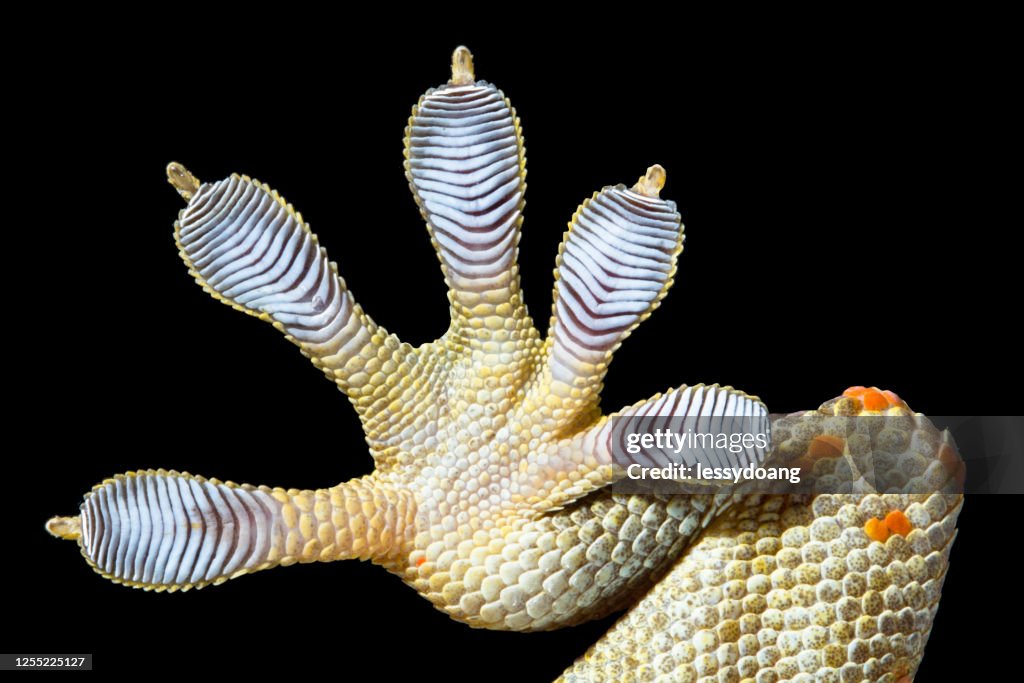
49,47,963,682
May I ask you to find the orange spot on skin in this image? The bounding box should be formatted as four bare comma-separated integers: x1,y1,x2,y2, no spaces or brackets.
808,435,845,459
938,443,961,472
885,510,913,536
866,509,914,542
843,386,906,411
936,443,967,488
896,676,912,683
881,389,906,408
415,556,426,567
861,388,889,411
864,517,890,542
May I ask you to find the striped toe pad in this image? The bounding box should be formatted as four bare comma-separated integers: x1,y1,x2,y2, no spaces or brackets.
175,175,359,356
405,80,524,295
550,186,683,380
79,471,282,591
610,384,770,471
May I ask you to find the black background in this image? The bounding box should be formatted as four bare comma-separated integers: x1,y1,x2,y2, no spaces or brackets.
9,24,1013,679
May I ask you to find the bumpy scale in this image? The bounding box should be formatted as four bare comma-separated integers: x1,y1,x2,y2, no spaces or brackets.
49,47,962,681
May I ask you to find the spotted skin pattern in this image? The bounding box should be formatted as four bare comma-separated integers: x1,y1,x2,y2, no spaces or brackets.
48,47,961,681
